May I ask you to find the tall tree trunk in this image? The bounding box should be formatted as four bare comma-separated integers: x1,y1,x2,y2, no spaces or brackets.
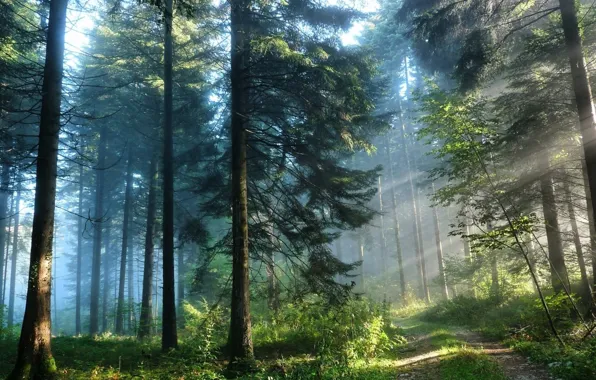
116,148,133,335
414,180,430,303
228,0,253,364
378,176,388,278
563,173,593,309
559,0,596,280
2,187,14,306
400,114,429,303
139,156,157,339
386,143,406,300
161,0,178,351
90,125,107,335
76,159,83,335
266,224,279,313
358,233,365,293
0,163,11,303
177,247,185,328
432,183,449,299
7,181,20,327
539,154,569,293
52,225,58,333
8,0,67,376
580,159,596,286
127,211,134,333
102,220,112,332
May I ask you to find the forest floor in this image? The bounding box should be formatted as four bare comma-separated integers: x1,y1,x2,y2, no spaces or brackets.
0,316,556,379
390,318,553,380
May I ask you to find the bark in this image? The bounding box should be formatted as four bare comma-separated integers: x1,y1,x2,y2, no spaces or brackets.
138,156,157,339
7,181,20,327
386,143,406,300
76,159,83,335
463,222,476,298
563,173,593,309
400,114,429,303
102,220,112,333
559,0,596,286
266,224,279,312
161,0,178,351
116,148,134,335
229,0,253,363
432,183,449,299
539,154,569,293
90,125,107,335
0,163,11,302
8,0,67,376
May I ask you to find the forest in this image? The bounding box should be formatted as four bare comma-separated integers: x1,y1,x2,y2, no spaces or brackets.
4,0,596,379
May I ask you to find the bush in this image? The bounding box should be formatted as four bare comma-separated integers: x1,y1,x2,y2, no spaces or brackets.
182,300,228,361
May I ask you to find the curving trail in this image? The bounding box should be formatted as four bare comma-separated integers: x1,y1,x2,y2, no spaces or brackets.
393,318,552,380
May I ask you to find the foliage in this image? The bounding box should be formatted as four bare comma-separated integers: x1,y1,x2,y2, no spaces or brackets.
439,349,507,380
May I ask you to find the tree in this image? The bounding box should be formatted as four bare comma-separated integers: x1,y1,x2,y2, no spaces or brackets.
9,0,68,376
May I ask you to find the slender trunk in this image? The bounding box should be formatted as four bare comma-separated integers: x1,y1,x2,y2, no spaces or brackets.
563,173,593,309
162,0,178,351
139,156,157,339
400,114,429,302
229,0,253,363
102,220,112,332
358,234,365,293
432,183,449,299
52,226,57,333
8,0,67,376
2,188,14,306
177,248,185,328
539,154,569,293
0,163,11,303
580,159,596,286
127,211,134,333
7,182,20,327
463,221,476,298
386,143,406,300
266,224,279,313
559,0,596,286
414,180,430,303
76,160,83,335
116,148,133,335
90,125,107,335
378,176,388,278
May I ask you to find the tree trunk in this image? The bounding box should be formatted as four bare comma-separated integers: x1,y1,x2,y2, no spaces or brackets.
266,224,279,313
358,234,365,293
102,220,112,333
386,143,406,300
76,159,83,335
539,154,569,293
52,225,58,334
378,176,387,280
139,156,157,339
2,187,14,307
580,159,596,286
7,181,20,327
229,0,253,363
432,183,449,299
162,0,178,351
116,148,133,335
563,173,593,309
127,210,135,333
90,125,107,335
177,247,185,328
463,221,476,298
0,163,11,303
559,0,596,283
8,0,67,376
400,115,429,303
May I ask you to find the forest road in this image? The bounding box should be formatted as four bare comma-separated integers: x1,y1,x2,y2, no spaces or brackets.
393,318,553,380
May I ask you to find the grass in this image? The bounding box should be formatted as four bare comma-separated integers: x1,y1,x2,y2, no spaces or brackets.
439,350,507,380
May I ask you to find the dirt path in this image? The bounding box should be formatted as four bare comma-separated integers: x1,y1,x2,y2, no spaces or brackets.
393,319,552,380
